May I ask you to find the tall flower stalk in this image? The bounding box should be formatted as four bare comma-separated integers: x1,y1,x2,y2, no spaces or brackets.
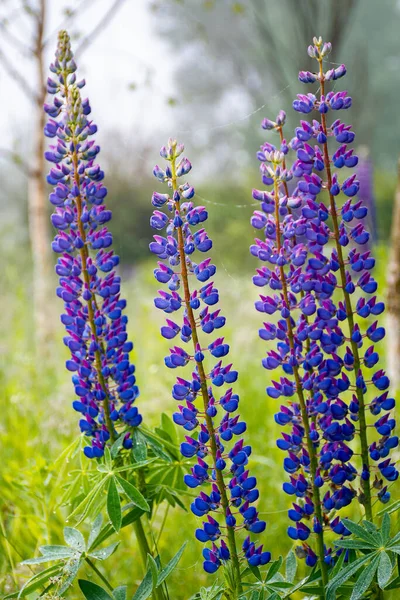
295,36,398,518
251,119,329,583
150,139,270,597
44,32,168,600
44,30,141,457
250,37,398,585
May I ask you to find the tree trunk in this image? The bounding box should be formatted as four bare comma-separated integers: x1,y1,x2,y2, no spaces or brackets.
386,156,400,391
28,0,52,346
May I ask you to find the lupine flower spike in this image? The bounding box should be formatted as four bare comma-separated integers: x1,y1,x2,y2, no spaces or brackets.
150,139,270,591
44,31,142,458
251,36,398,578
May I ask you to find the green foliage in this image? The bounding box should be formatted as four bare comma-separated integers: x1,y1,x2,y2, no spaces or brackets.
1,258,400,598
326,514,400,599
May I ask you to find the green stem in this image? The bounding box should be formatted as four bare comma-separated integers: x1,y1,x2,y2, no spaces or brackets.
317,58,373,522
170,153,243,597
273,176,328,593
133,520,166,600
86,557,114,592
61,74,116,443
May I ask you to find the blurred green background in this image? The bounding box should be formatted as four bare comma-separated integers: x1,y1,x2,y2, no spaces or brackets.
1,0,400,597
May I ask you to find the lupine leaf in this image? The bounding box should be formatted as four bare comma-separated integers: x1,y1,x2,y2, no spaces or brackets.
387,545,400,554
64,526,86,551
104,447,112,468
330,549,346,578
131,568,153,600
89,541,120,561
68,476,107,524
147,554,159,589
88,514,103,549
16,564,62,599
350,553,380,600
107,476,122,531
59,557,82,594
377,500,400,517
116,475,150,511
91,507,144,549
285,550,297,583
157,542,187,586
113,586,128,600
110,433,126,459
79,579,114,600
378,551,392,589
160,412,178,444
21,552,70,565
388,531,400,547
132,429,148,462
363,519,379,533
265,557,283,582
334,539,376,550
382,513,391,544
39,544,74,557
385,575,400,590
326,553,376,600
341,519,380,545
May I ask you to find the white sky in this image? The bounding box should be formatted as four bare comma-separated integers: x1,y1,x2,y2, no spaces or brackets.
0,0,177,151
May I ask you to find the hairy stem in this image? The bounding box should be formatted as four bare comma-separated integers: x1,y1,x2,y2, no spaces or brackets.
318,59,373,522
273,175,328,591
85,557,114,592
277,126,310,354
171,158,243,597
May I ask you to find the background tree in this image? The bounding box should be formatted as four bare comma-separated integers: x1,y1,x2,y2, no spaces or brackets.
0,0,127,344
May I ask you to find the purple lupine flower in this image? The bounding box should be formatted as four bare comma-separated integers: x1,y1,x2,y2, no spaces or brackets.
293,35,398,509
149,139,270,581
250,36,398,572
44,31,141,458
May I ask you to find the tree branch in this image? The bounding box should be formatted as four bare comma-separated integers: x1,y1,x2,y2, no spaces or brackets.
42,0,96,48
0,47,38,102
0,19,34,55
0,147,32,176
75,0,127,57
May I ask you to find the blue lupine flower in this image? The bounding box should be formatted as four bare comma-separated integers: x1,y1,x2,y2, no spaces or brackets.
250,35,398,573
149,138,270,578
44,31,141,458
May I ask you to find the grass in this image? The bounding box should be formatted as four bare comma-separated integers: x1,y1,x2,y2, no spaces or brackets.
0,246,399,598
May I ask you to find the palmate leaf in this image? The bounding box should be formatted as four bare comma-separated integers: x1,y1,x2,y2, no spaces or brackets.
116,475,150,511
265,556,283,582
378,551,393,589
157,542,186,586
131,568,153,600
377,499,400,517
107,476,122,531
334,538,377,551
341,518,381,545
91,506,144,549
382,512,391,545
285,550,297,583
89,541,120,561
64,525,86,551
79,579,114,600
88,514,104,549
58,557,83,594
13,564,63,599
326,553,378,600
350,553,381,600
131,429,148,462
21,545,73,564
113,586,128,600
68,474,108,524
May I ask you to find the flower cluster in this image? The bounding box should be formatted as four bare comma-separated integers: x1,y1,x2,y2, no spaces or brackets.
44,31,141,458
250,37,398,572
150,139,270,578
